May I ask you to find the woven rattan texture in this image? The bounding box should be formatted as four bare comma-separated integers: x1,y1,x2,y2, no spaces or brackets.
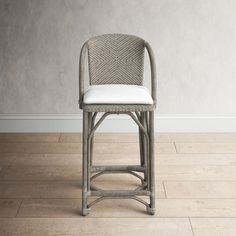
82,104,155,112
87,34,145,85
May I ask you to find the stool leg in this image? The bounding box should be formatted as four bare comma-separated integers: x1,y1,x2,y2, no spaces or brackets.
138,112,144,167
87,112,93,190
148,111,155,215
89,112,96,166
82,111,90,216
141,112,148,184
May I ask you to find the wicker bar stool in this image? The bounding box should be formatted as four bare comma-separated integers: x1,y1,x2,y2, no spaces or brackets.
79,34,156,216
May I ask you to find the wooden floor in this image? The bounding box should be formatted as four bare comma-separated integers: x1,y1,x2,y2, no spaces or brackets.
1,133,236,235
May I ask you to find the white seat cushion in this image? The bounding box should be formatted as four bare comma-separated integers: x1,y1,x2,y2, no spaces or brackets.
83,85,153,104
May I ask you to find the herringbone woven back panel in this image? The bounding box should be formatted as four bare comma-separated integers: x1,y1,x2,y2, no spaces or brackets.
87,34,145,85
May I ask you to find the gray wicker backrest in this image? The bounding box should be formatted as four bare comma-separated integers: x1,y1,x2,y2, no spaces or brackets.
86,34,145,85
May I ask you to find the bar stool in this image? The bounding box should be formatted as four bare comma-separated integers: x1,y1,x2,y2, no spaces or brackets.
79,34,156,216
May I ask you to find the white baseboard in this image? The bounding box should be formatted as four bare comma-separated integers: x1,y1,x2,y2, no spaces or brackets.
0,114,236,132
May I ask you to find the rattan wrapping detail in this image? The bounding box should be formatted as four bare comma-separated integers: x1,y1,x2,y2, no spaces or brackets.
87,34,145,85
83,104,155,112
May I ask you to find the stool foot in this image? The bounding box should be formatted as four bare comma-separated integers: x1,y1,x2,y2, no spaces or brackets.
146,206,155,215
82,207,91,216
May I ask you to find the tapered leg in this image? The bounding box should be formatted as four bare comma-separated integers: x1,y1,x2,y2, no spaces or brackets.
82,111,90,216
148,111,155,215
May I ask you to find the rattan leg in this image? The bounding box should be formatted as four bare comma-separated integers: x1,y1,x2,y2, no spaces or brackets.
138,112,144,167
90,112,97,166
147,111,155,215
82,111,90,216
144,112,150,190
87,112,93,191
141,112,148,184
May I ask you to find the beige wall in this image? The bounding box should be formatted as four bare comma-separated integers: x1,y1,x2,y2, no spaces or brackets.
1,0,236,115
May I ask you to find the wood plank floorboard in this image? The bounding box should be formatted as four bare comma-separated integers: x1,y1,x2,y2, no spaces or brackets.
190,218,236,236
0,133,60,143
0,181,82,199
156,154,236,166
0,199,21,217
176,142,236,154
164,181,236,198
156,165,236,181
2,153,236,166
0,142,175,154
16,198,236,218
2,165,236,181
0,166,81,181
0,180,165,199
0,218,193,236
